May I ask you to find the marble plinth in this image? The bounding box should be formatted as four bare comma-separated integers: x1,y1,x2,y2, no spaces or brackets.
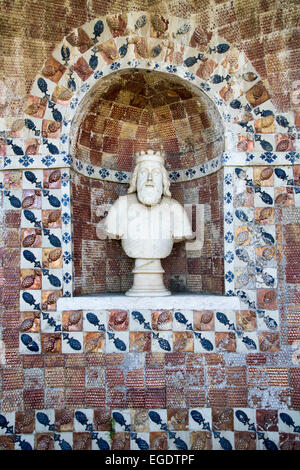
57,293,240,311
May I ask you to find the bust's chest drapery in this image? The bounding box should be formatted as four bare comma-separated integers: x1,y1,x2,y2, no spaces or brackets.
105,194,192,242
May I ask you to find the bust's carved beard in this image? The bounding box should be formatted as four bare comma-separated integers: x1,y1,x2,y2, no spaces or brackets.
137,186,162,206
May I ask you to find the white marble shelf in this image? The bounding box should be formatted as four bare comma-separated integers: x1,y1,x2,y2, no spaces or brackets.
57,293,240,311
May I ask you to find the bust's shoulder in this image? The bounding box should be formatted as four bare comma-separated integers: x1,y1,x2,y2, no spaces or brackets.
109,193,137,211
165,197,184,209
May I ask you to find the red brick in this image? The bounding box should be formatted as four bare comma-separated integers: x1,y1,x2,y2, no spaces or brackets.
2,328,19,348
246,353,267,365
106,368,124,386
2,310,19,328
291,390,300,410
126,369,144,388
65,388,85,408
23,355,44,368
284,224,300,243
286,264,300,283
290,369,300,388
3,288,19,309
207,388,228,407
65,368,85,387
4,349,22,367
145,369,165,388
4,211,21,228
227,388,248,407
106,389,125,408
126,388,146,408
226,366,247,386
145,388,166,408
85,389,106,408
23,389,44,410
185,389,206,407
103,135,118,153
185,367,205,387
2,368,23,390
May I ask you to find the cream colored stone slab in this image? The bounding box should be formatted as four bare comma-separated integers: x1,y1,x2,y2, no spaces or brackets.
57,293,240,311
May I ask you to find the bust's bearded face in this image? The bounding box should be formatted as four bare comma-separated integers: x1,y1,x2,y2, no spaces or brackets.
136,161,163,206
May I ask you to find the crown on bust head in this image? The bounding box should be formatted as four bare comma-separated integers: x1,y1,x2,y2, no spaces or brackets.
135,149,165,165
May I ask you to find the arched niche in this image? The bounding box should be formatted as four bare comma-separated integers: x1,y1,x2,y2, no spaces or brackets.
69,68,225,295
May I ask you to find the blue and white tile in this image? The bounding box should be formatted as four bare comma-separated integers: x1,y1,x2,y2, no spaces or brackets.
278,410,300,434
35,409,55,433
40,311,62,333
257,310,279,331
5,138,25,157
168,431,190,451
151,331,172,353
42,189,62,210
273,166,294,186
189,408,212,431
254,225,276,247
193,331,215,353
54,432,73,451
92,432,111,450
233,408,256,432
236,331,258,353
22,170,43,189
130,309,151,331
14,434,35,451
83,310,107,331
212,431,234,450
105,331,129,353
42,101,66,123
21,209,42,228
148,409,167,432
173,310,193,331
74,409,94,432
19,332,41,354
0,412,15,434
236,289,257,309
24,117,43,139
3,189,22,209
42,269,63,291
30,76,57,100
233,207,253,225
130,432,149,450
21,248,42,268
274,112,294,133
254,187,274,207
42,228,62,248
256,432,279,451
233,245,255,267
61,332,83,354
20,290,41,311
215,310,236,332
112,410,131,432
256,267,277,289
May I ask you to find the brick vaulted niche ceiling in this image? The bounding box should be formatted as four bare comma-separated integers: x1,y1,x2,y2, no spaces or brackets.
72,69,225,295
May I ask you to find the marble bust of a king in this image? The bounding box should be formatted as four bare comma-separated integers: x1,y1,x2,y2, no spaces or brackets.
105,150,193,296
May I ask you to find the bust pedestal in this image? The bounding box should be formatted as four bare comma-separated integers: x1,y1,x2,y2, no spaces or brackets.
126,258,170,296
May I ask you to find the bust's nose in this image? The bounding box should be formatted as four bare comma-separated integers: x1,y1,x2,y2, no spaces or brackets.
147,171,153,182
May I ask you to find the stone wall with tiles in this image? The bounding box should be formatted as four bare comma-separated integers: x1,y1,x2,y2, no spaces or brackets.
0,3,300,451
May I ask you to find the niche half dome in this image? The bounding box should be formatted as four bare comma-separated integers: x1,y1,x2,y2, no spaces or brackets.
73,69,224,174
